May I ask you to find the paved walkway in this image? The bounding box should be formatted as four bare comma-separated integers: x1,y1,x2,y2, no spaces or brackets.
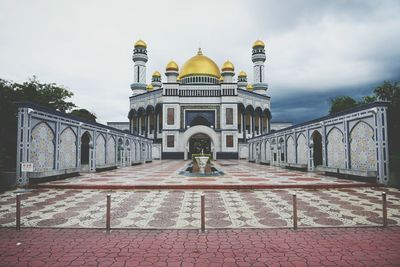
1,227,399,266
1,187,399,229
35,160,373,190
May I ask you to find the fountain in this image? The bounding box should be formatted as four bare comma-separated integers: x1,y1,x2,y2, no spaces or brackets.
194,149,210,174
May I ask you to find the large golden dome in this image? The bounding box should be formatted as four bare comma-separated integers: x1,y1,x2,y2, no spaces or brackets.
179,49,221,79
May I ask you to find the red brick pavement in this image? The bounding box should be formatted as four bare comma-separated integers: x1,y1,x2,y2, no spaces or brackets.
0,227,399,267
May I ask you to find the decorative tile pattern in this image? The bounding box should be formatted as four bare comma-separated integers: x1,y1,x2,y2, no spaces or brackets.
107,137,116,164
327,128,345,168
286,136,295,164
96,134,106,166
1,187,399,229
30,122,54,171
59,128,77,169
350,122,376,171
40,160,366,187
297,134,308,165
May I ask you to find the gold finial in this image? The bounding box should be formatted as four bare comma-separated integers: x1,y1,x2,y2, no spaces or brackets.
197,48,203,56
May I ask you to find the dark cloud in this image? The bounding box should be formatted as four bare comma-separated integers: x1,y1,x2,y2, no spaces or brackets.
0,0,399,123
270,77,400,124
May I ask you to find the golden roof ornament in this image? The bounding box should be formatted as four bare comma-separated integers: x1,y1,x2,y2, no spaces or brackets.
134,39,147,48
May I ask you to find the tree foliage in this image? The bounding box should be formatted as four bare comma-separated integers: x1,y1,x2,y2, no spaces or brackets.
0,77,77,171
328,80,400,170
329,96,358,114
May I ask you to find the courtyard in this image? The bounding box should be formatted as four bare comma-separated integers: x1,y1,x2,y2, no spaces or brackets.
1,160,400,266
1,160,399,229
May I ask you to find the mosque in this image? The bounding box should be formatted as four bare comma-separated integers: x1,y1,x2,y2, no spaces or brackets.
128,40,271,160
14,40,390,186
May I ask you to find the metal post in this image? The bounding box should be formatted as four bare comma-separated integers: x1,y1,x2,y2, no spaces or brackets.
293,194,298,230
382,192,387,227
16,193,21,231
106,194,111,233
201,194,205,233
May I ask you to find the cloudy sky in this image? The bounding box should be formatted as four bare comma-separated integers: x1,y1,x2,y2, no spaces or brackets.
1,0,400,124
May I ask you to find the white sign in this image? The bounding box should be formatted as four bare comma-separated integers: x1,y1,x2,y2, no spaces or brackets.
21,163,34,172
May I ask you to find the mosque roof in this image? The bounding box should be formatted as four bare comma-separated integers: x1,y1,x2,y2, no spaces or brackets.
179,48,221,79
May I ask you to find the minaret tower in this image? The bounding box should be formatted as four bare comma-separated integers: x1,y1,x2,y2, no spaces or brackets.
237,71,248,89
131,40,148,95
221,60,235,83
165,61,179,83
151,71,162,89
252,40,268,95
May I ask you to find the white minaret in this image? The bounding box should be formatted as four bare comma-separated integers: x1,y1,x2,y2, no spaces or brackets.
131,40,148,95
237,71,248,89
252,40,268,95
221,60,235,83
151,71,162,89
165,60,179,83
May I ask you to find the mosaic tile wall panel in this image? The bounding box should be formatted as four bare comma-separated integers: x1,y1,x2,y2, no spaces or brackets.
327,128,345,169
59,128,77,169
350,122,376,171
107,137,116,164
30,123,55,172
297,134,308,165
96,135,106,166
286,136,295,164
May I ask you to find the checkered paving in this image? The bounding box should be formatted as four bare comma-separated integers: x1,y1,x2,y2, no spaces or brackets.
40,160,366,187
1,188,399,229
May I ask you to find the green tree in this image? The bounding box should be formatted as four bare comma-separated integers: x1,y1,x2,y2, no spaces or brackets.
0,77,77,171
359,95,377,105
329,96,358,114
373,81,400,170
70,109,97,122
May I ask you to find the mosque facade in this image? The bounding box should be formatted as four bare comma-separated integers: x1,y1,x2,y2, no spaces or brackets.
128,40,271,160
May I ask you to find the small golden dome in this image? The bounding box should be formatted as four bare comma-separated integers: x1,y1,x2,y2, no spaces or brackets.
219,77,223,81
222,60,234,72
152,71,161,77
134,40,147,48
179,48,221,79
146,84,153,91
246,84,253,91
177,77,181,82
238,70,247,77
166,60,179,71
252,40,265,49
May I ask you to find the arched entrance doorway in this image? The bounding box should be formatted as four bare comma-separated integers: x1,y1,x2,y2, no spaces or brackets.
312,131,323,166
81,131,91,171
189,133,211,158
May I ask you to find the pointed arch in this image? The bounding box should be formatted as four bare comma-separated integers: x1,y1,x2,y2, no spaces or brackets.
60,127,77,169
350,121,376,171
96,133,106,166
30,122,55,171
327,127,345,168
